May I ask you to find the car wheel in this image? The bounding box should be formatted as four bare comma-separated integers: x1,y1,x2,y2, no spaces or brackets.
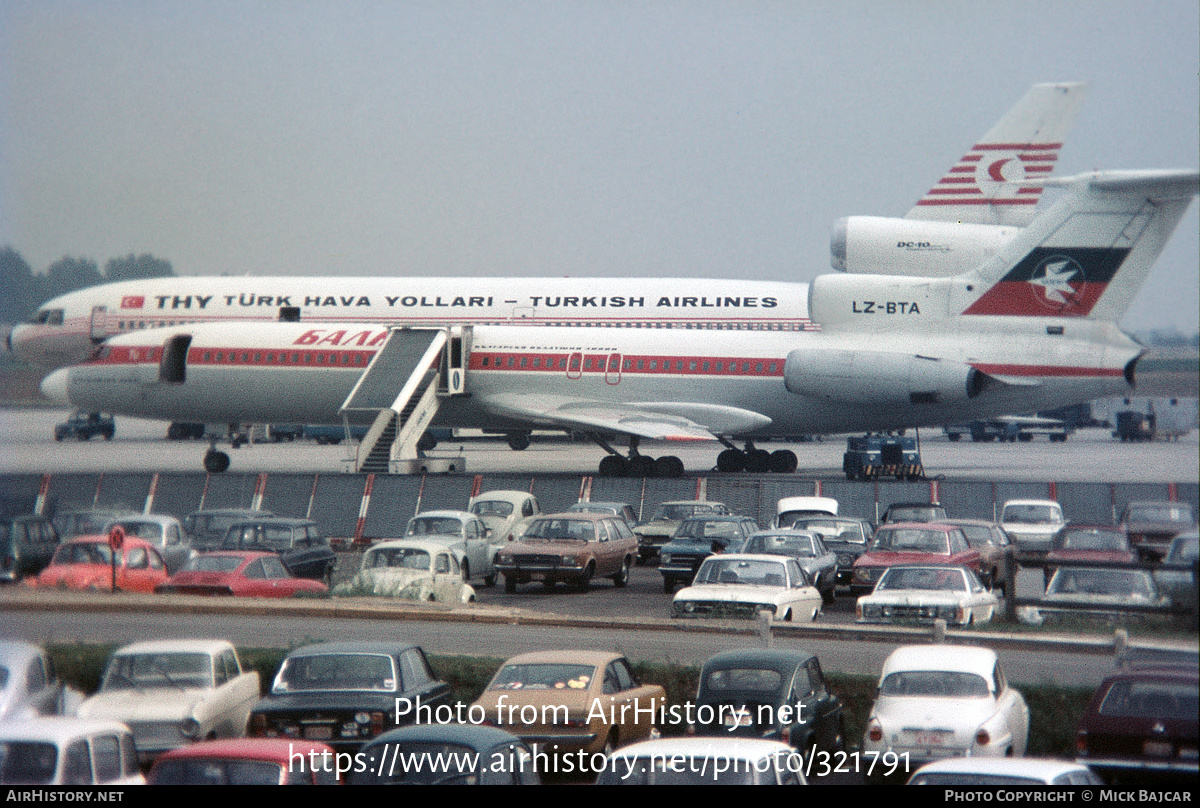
574,565,593,592
483,572,497,588
462,560,470,581
662,577,675,594
611,558,629,588
542,579,556,592
504,576,516,594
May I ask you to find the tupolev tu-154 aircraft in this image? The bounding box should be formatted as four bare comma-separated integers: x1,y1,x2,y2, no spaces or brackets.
9,83,1086,370
41,168,1198,476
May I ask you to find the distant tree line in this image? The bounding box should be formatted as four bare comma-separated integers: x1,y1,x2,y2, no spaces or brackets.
0,246,173,324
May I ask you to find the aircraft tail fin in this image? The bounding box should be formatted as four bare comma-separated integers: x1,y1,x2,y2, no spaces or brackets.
906,82,1088,226
960,169,1199,321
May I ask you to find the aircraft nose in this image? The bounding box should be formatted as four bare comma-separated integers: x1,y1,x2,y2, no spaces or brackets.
40,368,72,405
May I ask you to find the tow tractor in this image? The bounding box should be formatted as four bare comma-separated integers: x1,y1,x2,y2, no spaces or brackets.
843,433,923,481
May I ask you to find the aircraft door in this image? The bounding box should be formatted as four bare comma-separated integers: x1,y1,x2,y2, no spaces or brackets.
605,353,622,385
90,306,109,341
159,334,192,384
567,351,583,380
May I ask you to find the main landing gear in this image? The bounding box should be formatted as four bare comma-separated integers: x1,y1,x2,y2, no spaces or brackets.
592,435,686,478
715,440,798,474
201,424,250,473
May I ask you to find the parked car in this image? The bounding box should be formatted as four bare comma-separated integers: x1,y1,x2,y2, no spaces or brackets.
148,738,341,785
632,500,731,563
880,502,947,525
595,737,807,785
405,510,501,586
741,530,839,603
25,536,170,593
0,640,80,722
773,496,838,527
862,645,1029,772
249,641,451,752
672,554,822,623
53,411,114,441
77,639,260,762
0,717,144,785
156,551,329,598
101,513,195,574
908,757,1102,785
467,490,543,543
566,501,638,530
1154,531,1199,614
471,650,664,763
850,523,981,595
658,515,760,594
1000,499,1065,558
220,517,336,582
1034,567,1167,624
942,518,1016,594
1,513,59,582
1044,525,1137,588
333,539,476,604
495,513,637,593
53,509,137,539
1119,501,1197,562
183,508,274,552
692,648,845,754
1075,663,1198,782
347,724,540,785
856,565,999,626
786,516,873,588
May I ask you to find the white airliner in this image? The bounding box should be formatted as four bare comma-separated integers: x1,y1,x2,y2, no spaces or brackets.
9,83,1086,369
41,168,1198,476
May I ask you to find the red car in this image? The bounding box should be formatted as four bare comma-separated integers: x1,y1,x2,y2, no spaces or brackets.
156,551,329,598
25,536,169,593
850,523,981,595
1075,663,1198,782
1044,525,1136,588
148,738,341,785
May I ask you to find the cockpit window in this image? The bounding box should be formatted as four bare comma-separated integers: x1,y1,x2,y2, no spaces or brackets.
29,309,65,326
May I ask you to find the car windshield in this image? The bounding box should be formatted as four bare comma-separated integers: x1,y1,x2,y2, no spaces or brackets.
1057,529,1127,551
675,520,742,541
1126,505,1194,524
877,567,966,592
51,542,114,565
744,534,815,557
521,519,594,542
887,507,945,522
1097,679,1198,718
957,525,999,547
792,519,866,545
182,556,245,573
274,653,397,692
694,558,788,588
880,671,990,697
471,501,513,517
151,759,283,785
871,529,950,554
1168,538,1199,562
363,547,432,571
1048,569,1156,597
407,517,464,536
106,521,163,541
596,754,763,785
103,652,213,690
704,668,784,693
653,505,705,521
489,663,595,691
1003,504,1061,524
0,741,58,785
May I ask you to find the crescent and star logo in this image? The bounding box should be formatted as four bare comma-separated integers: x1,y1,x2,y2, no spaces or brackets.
1027,255,1086,309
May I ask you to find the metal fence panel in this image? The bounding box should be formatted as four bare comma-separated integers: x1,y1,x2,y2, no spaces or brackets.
198,473,264,510
149,474,208,520
309,475,370,539
96,474,154,514
360,475,422,539
260,474,323,521
0,474,48,515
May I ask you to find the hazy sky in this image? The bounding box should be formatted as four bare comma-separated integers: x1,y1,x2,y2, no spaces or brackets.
2,0,1197,333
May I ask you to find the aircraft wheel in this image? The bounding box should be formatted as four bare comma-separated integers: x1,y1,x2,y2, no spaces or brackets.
203,450,231,473
506,432,530,451
716,448,744,472
769,449,798,473
627,456,656,477
598,455,627,477
744,449,771,473
654,455,685,478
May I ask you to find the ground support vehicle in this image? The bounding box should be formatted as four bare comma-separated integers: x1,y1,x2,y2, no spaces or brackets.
54,412,114,441
843,434,922,481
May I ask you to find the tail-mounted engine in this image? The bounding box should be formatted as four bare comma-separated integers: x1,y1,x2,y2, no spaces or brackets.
831,216,1017,276
784,348,986,406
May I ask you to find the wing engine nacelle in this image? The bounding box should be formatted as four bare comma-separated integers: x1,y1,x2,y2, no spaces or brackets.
783,348,986,405
831,215,1017,275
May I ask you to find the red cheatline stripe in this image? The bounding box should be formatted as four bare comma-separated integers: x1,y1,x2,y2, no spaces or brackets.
970,363,1123,377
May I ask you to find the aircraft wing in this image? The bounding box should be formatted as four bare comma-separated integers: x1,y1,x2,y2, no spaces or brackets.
479,394,773,441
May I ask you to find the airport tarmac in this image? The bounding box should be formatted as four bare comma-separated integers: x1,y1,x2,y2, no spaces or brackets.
0,406,1196,482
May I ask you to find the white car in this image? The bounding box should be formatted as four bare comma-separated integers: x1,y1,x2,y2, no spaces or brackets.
76,639,260,763
773,496,838,527
908,757,1103,785
863,645,1029,770
405,510,502,586
1000,499,1064,557
856,565,999,626
671,554,822,623
467,490,542,543
595,737,807,785
0,717,145,785
335,538,476,604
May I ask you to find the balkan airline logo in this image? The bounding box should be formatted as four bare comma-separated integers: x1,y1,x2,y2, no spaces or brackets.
963,247,1128,317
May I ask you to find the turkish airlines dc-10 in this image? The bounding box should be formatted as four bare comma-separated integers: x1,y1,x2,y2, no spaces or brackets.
41,169,1198,476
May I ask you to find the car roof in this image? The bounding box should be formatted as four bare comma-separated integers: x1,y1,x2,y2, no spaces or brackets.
409,510,475,520
881,644,999,679
470,490,534,501
227,517,315,526
1002,499,1061,507
700,648,816,672
496,650,624,668
531,512,610,522
284,641,423,658
113,638,232,656
0,717,134,743
60,535,160,551
365,723,525,751
153,738,333,762
105,514,180,526
875,522,958,532
703,553,791,565
911,757,1092,779
366,538,458,554
608,737,796,760
0,639,46,668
